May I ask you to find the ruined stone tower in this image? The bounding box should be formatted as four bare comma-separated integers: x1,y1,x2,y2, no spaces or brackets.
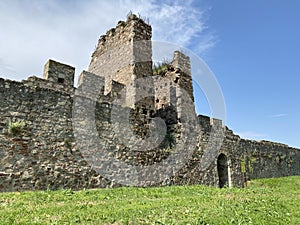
152,50,194,126
171,51,193,102
88,14,154,110
88,14,195,120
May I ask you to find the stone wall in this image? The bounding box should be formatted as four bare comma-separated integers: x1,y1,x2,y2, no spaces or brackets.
239,139,300,181
0,69,299,191
0,14,299,192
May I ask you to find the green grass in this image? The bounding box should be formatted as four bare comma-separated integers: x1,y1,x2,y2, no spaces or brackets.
0,176,299,224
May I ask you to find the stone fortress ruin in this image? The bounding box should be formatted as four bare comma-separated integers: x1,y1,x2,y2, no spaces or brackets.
0,14,299,191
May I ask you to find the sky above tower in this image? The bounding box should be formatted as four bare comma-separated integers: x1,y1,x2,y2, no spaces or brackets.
0,0,299,148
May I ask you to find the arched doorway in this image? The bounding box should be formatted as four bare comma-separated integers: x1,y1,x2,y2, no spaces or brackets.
217,154,228,188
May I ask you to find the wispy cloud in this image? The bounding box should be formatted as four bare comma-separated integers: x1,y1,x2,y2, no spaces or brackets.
237,131,267,140
0,58,18,78
0,0,213,82
122,0,214,51
269,113,288,118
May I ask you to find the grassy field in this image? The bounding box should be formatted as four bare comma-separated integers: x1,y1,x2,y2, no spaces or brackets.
0,176,299,224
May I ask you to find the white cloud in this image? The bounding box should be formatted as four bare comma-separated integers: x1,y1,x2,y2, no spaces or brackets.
122,0,214,50
0,0,214,83
269,114,288,118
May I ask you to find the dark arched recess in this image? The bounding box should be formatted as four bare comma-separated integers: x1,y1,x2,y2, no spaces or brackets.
217,154,228,188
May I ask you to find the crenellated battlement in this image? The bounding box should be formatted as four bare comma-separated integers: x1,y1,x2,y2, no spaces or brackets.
43,59,75,90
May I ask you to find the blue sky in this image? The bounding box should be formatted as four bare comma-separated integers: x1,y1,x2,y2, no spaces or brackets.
0,0,299,147
198,0,300,148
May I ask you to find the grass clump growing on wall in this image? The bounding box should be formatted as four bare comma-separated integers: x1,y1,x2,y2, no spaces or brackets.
8,120,25,136
153,60,171,75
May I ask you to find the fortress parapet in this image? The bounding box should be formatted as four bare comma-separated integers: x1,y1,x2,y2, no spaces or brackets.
43,59,75,89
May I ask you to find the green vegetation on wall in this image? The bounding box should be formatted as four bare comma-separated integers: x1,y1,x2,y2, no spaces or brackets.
240,159,246,173
153,60,170,75
8,120,25,136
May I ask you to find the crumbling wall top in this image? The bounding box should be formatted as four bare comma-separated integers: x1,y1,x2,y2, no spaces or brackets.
171,51,191,75
91,14,152,59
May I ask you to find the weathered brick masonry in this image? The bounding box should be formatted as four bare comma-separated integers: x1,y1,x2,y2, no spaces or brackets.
0,15,299,191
